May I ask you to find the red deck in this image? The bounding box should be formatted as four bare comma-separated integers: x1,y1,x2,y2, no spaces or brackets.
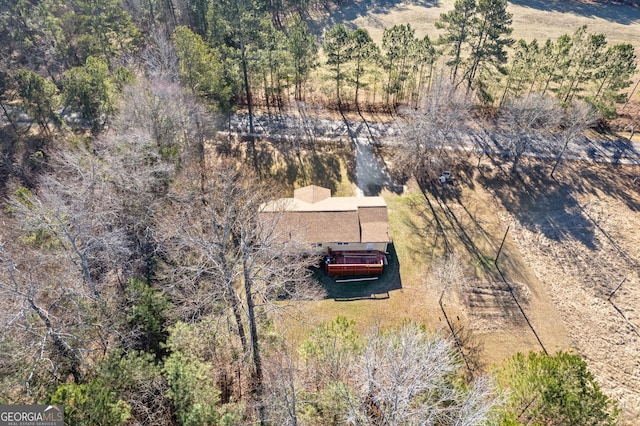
325,249,386,277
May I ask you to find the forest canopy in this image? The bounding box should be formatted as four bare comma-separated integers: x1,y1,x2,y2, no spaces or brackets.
0,0,636,131
0,0,631,424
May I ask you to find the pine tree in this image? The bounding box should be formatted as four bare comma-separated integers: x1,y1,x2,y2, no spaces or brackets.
591,43,636,118
382,24,416,105
497,351,620,425
436,0,477,84
349,28,378,108
14,69,60,136
411,35,437,103
323,24,353,107
563,32,607,103
287,16,318,101
463,0,513,94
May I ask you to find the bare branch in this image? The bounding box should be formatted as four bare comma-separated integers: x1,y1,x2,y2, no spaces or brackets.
345,322,501,425
499,93,563,173
395,78,473,182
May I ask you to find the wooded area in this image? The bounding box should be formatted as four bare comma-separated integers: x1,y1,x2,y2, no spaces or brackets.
0,0,634,424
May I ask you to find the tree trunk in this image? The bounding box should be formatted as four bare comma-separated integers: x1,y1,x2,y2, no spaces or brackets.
355,58,362,109
556,47,579,101
240,38,255,134
540,56,561,97
466,25,487,91
29,298,83,383
54,215,98,297
563,62,585,103
550,139,569,178
263,70,271,114
242,251,265,426
194,114,207,195
226,276,248,353
385,60,394,106
0,100,19,136
528,61,542,97
451,35,464,83
165,0,178,27
500,59,518,107
593,73,610,100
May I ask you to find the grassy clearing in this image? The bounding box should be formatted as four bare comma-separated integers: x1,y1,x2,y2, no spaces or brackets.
268,139,640,420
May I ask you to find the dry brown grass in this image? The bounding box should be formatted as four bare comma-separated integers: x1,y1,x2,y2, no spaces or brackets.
339,0,640,49
493,158,640,422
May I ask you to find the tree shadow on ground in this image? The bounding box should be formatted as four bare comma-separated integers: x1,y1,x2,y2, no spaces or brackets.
355,140,404,195
574,162,640,212
232,135,354,194
450,321,486,376
308,150,347,191
508,0,640,25
308,0,440,34
411,158,500,273
478,161,599,249
313,243,402,300
586,137,640,165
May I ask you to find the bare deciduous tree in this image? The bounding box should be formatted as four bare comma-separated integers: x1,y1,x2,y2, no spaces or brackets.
8,149,131,297
264,342,301,426
395,78,473,183
0,235,98,396
106,76,225,285
113,77,216,164
142,29,180,82
344,322,500,425
499,93,562,173
550,99,598,178
158,159,323,424
0,111,184,398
